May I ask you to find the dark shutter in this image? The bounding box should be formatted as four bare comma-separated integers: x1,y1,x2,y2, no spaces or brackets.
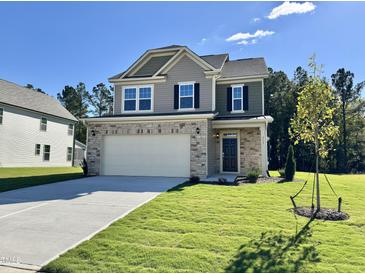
226,87,232,112
194,83,200,108
243,86,249,111
174,85,179,109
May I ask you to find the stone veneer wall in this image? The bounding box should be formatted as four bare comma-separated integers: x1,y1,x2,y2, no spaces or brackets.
213,127,263,174
86,119,209,177
240,128,262,173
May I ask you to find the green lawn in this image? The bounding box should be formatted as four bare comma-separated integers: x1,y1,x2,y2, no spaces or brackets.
42,172,365,272
0,167,83,192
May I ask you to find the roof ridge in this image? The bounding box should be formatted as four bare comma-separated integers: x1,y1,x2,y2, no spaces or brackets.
0,78,52,98
228,57,264,62
200,53,228,57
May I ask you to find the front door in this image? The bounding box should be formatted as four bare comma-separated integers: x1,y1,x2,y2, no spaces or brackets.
223,138,238,172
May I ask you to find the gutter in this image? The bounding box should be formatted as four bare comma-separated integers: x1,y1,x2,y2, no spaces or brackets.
83,113,217,124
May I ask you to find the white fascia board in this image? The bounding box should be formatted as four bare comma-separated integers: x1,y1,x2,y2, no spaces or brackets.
216,75,268,84
83,113,217,124
109,76,166,84
212,116,273,129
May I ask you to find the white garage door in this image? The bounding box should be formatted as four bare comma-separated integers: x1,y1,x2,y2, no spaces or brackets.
101,134,190,177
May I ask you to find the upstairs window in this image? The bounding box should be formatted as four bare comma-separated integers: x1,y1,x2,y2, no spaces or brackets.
179,83,194,109
43,145,51,161
232,86,243,111
35,144,41,155
67,147,73,161
231,85,248,112
122,86,153,112
68,124,74,136
0,108,3,124
40,117,47,131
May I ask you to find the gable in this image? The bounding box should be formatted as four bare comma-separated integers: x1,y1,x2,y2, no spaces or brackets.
132,55,174,77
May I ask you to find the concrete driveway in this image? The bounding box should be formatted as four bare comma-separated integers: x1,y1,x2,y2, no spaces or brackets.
0,176,184,271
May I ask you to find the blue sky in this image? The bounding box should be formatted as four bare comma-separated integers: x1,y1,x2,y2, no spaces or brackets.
0,1,364,97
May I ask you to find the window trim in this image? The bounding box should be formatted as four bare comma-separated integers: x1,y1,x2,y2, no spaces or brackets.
67,147,73,161
43,145,51,161
178,81,195,111
0,107,3,125
35,144,41,156
121,85,154,113
40,117,47,131
231,84,246,113
68,124,74,136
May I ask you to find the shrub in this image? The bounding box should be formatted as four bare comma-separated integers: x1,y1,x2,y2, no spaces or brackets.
82,158,88,176
189,176,200,184
218,178,227,185
285,145,296,181
246,168,261,183
278,169,285,178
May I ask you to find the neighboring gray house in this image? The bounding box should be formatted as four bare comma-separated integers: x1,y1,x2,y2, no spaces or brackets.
84,45,273,178
0,79,77,167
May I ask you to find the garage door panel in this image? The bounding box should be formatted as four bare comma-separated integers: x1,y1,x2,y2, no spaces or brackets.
101,135,190,177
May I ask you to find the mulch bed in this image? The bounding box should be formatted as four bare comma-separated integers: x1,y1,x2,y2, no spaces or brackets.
236,176,304,185
293,207,349,221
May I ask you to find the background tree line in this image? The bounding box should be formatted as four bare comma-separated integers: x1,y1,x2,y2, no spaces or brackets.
265,66,365,173
56,82,113,143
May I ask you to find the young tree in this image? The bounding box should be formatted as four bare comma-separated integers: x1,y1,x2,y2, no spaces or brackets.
289,55,339,210
87,83,113,117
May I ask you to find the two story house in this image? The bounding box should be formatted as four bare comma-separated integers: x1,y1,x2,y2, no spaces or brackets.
84,45,273,178
0,79,77,167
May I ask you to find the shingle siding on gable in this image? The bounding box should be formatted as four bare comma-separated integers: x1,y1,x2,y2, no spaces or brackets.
216,81,263,116
114,55,213,114
133,55,174,76
155,56,212,113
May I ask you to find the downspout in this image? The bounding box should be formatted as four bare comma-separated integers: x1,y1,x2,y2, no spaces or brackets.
72,121,76,167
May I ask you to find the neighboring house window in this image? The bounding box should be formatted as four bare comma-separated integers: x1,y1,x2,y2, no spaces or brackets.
122,86,153,112
67,147,73,161
0,108,3,124
40,117,47,131
179,83,194,109
35,144,41,155
68,124,74,135
43,145,51,161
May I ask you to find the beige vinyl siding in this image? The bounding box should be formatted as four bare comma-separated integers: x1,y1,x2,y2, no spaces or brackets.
216,81,263,116
0,104,74,167
114,55,213,114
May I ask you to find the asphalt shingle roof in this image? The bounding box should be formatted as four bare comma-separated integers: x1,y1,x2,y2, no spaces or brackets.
200,54,228,70
109,45,268,81
220,58,268,78
0,79,77,121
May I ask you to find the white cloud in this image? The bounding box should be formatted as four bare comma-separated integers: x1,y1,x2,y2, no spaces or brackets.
253,17,261,23
226,30,275,42
198,38,207,45
267,1,316,20
237,40,249,45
